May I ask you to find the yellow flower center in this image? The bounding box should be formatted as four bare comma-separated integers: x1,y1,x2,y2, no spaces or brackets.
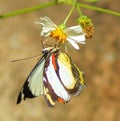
50,28,67,44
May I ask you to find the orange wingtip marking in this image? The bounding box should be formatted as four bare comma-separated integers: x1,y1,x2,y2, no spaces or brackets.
52,54,57,70
57,98,64,103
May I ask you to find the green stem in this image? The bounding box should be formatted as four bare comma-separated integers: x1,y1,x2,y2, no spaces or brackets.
0,1,120,19
64,2,120,17
76,3,83,16
78,3,120,17
0,1,56,19
63,0,76,25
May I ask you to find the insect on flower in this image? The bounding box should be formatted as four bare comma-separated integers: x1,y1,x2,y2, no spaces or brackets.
36,16,86,50
17,47,85,107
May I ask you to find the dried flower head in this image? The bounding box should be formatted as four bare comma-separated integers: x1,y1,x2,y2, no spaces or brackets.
78,16,94,38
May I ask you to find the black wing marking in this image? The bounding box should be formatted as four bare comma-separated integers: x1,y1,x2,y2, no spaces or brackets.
17,56,45,104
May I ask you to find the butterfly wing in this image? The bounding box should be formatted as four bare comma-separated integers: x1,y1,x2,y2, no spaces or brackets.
43,53,71,107
56,52,85,96
16,47,85,106
17,56,45,104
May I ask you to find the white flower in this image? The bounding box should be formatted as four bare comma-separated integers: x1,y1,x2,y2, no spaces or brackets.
36,16,85,49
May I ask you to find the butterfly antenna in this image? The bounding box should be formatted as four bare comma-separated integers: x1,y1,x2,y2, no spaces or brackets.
40,37,45,49
11,54,42,63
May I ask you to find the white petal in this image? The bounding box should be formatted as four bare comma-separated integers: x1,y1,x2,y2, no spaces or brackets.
41,27,55,37
67,38,80,49
65,26,83,36
36,16,57,36
67,34,85,44
36,16,57,27
65,26,85,44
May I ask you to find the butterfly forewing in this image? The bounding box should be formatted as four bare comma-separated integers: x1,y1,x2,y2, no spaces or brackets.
17,56,46,104
43,54,71,106
27,57,45,96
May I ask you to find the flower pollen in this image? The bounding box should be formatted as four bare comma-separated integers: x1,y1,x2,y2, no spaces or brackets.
50,28,67,44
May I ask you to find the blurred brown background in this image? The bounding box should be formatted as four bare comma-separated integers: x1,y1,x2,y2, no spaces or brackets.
0,0,120,121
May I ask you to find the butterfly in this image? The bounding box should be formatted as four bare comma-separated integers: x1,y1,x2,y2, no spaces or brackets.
17,47,85,107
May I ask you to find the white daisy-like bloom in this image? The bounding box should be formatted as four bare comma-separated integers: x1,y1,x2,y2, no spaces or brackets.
36,16,85,50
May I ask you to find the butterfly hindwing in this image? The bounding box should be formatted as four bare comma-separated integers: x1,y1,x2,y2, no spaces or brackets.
72,64,85,96
56,52,85,96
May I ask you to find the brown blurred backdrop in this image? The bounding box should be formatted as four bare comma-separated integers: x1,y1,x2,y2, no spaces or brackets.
0,0,120,121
